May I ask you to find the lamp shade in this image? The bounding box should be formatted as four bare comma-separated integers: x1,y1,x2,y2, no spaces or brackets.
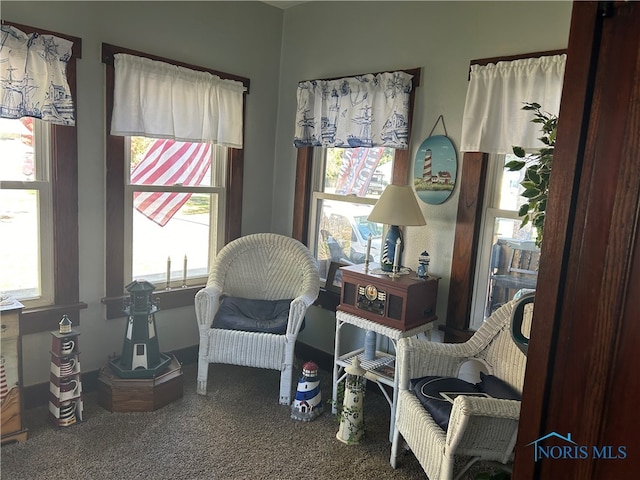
367,184,426,226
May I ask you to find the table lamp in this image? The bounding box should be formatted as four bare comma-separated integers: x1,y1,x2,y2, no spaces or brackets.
367,184,426,272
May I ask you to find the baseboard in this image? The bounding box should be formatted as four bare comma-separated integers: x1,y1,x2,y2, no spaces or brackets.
25,343,352,409
24,344,200,409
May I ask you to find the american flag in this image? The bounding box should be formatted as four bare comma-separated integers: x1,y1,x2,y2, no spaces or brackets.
131,139,211,227
334,147,383,196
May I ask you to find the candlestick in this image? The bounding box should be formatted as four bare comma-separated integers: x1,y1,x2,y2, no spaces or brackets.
365,233,372,272
182,255,188,288
166,256,171,290
391,237,401,277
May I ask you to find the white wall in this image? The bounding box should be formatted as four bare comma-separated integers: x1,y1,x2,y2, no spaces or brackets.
276,1,572,352
3,1,285,385
3,1,573,385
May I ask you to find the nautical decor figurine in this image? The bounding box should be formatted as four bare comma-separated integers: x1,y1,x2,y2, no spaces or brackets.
417,250,430,279
109,280,171,379
336,357,366,445
59,314,72,334
291,361,323,421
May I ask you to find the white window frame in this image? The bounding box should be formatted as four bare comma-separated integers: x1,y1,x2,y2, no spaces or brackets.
470,153,537,330
0,121,54,307
308,148,390,282
123,138,227,288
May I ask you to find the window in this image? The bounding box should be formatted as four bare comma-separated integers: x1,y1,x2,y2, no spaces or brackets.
102,44,249,319
469,154,539,329
125,137,227,287
0,23,83,333
0,119,53,306
309,147,394,280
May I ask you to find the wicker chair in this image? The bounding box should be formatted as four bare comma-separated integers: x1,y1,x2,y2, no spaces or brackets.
194,233,319,405
390,298,531,480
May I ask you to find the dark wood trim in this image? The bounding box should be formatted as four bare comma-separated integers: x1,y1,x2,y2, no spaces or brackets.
101,43,249,92
292,147,314,244
226,148,244,243
444,152,488,341
103,44,247,317
291,68,421,244
20,303,87,335
101,286,202,319
514,2,640,478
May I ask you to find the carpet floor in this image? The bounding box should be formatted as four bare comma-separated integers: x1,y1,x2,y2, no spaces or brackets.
1,362,506,480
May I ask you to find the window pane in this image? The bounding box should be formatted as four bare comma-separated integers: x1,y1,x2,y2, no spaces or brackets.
0,189,40,299
132,193,211,286
315,199,382,278
0,118,35,182
484,217,539,317
130,137,212,188
323,147,393,198
497,153,532,210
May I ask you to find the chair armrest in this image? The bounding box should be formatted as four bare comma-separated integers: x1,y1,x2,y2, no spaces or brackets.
194,286,223,330
397,336,477,389
446,396,521,463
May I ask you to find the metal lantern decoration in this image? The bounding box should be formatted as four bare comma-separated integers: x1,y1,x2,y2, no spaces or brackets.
336,357,366,445
109,280,171,378
59,314,73,334
291,361,323,422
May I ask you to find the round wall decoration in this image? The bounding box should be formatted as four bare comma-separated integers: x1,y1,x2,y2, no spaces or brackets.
413,134,458,205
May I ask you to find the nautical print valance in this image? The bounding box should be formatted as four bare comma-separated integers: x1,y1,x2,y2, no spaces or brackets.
460,54,566,154
0,25,75,126
294,71,413,149
111,53,246,148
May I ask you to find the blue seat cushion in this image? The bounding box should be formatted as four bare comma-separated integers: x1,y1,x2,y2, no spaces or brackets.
212,296,294,334
410,376,481,431
476,372,521,400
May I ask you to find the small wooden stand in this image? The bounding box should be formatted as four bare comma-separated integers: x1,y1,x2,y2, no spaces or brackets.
97,355,183,412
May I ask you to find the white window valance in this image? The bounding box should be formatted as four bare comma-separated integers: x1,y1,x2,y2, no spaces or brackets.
460,54,566,154
294,71,413,149
0,25,75,126
111,53,246,148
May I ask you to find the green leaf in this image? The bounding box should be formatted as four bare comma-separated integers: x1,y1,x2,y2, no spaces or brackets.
512,146,527,158
505,159,525,170
518,203,530,216
522,188,540,198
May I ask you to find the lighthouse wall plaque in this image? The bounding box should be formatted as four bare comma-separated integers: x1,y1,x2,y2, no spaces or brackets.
413,134,457,205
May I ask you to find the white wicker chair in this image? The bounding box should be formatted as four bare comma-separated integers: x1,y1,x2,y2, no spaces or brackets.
390,298,532,480
194,233,319,405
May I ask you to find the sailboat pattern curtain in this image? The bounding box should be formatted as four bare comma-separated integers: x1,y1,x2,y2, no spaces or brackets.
460,54,566,154
294,71,413,149
0,25,75,126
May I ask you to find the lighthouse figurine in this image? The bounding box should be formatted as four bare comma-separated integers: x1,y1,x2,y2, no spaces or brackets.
336,357,366,444
291,361,323,421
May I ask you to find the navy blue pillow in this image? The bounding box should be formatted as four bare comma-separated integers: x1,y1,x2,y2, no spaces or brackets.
212,296,294,334
410,376,481,431
476,372,521,400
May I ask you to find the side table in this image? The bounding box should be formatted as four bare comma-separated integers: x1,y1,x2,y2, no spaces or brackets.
332,310,434,442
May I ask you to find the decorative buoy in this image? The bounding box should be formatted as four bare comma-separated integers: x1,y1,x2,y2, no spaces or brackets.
291,361,323,421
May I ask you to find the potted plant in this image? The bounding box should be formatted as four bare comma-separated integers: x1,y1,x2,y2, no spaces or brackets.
506,102,558,248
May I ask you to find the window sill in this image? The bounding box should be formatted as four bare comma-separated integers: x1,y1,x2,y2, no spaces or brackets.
102,285,203,319
20,302,88,335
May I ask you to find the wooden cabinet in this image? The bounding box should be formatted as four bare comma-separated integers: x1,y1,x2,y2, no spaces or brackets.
338,263,439,330
49,330,84,427
0,300,28,444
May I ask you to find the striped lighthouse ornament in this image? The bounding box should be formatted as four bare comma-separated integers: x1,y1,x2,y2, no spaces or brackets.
422,149,433,181
291,361,323,421
0,356,8,401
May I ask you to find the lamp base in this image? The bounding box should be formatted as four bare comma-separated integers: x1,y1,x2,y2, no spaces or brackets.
380,225,403,272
